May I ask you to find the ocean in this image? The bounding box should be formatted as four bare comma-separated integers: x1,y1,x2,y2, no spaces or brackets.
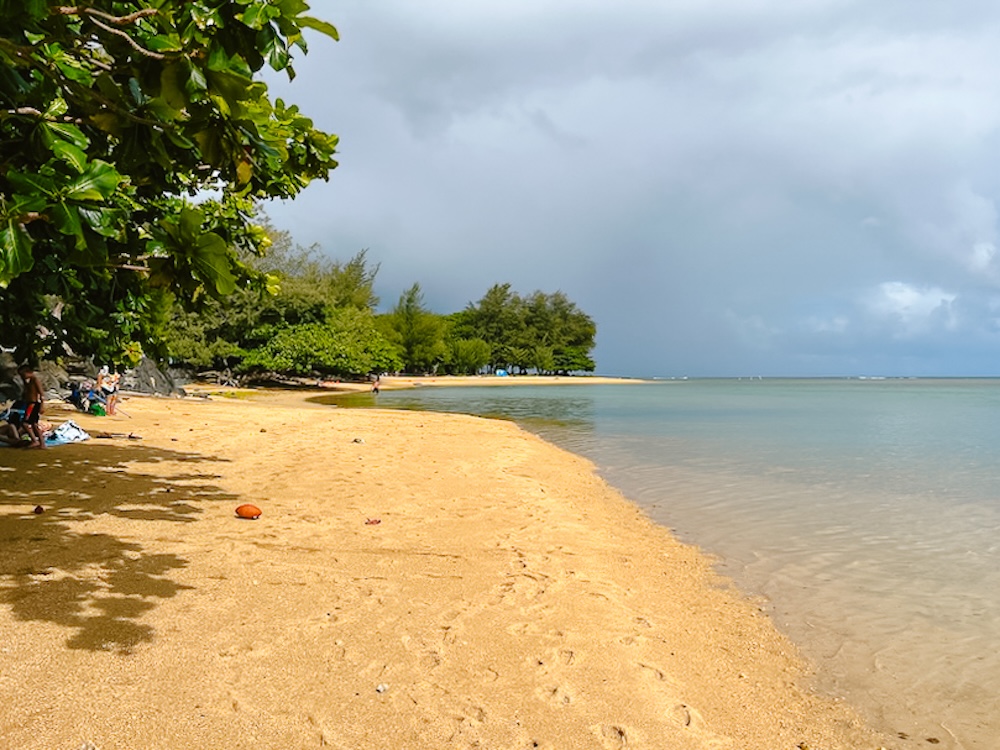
326,378,1000,750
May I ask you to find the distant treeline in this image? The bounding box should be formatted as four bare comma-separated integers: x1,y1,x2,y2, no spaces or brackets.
165,224,596,379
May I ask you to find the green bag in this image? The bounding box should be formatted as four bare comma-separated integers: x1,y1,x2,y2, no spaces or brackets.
89,402,106,416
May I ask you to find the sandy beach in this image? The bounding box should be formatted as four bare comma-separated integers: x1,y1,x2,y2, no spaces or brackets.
0,388,894,749
317,374,651,391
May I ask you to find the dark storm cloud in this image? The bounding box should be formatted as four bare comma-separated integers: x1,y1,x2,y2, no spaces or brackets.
265,0,1000,375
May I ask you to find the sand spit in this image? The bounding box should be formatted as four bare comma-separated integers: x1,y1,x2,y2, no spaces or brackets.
0,391,893,749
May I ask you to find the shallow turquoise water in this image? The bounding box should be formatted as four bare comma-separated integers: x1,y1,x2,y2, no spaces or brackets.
325,379,1000,749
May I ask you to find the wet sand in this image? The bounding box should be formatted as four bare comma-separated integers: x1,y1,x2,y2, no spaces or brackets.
0,389,894,749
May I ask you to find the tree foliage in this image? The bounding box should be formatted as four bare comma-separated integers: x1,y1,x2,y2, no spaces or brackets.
452,284,596,374
0,1,339,365
378,283,446,374
239,308,401,377
447,336,491,375
164,224,390,378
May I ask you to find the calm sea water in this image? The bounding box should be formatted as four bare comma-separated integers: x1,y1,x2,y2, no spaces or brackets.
325,379,1000,749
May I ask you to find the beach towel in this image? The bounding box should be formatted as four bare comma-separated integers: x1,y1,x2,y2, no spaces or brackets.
46,420,90,446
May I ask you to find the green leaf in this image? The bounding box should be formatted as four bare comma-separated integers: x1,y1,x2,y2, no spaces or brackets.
0,218,34,287
236,159,253,184
50,201,86,248
206,68,252,108
65,161,123,201
54,57,94,86
128,77,148,106
160,62,189,112
178,206,204,238
192,129,222,165
190,5,224,31
88,112,123,136
7,193,47,215
186,65,208,100
7,170,58,198
42,122,89,149
268,42,290,71
276,0,310,16
145,34,184,53
240,3,266,29
78,207,123,238
44,98,69,119
51,140,88,173
164,128,195,149
298,16,340,41
192,232,237,294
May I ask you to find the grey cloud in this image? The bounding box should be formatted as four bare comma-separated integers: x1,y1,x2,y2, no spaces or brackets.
264,0,1000,376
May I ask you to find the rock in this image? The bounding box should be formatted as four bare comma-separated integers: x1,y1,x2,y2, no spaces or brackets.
121,357,186,396
37,360,68,396
0,352,20,400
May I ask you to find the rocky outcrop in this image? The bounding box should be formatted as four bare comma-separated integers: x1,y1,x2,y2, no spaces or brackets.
1,355,185,402
120,357,186,396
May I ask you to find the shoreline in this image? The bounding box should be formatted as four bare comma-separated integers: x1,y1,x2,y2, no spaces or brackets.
0,390,893,749
323,373,652,393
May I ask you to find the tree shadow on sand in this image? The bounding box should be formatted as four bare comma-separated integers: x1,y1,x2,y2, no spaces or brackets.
0,442,237,653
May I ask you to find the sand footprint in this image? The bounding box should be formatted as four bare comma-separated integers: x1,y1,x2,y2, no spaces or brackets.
637,661,679,690
594,723,630,749
666,704,736,749
558,648,576,666
306,714,331,747
536,684,573,705
667,702,704,730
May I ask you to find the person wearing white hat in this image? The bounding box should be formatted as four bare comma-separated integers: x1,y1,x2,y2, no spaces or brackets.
97,366,120,415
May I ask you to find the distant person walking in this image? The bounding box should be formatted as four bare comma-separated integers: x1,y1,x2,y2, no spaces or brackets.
372,375,381,395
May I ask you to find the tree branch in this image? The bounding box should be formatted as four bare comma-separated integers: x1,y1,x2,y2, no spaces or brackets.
1,107,85,124
55,7,159,25
87,16,166,60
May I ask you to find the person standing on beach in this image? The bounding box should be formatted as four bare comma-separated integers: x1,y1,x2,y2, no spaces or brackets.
98,366,120,415
17,364,45,449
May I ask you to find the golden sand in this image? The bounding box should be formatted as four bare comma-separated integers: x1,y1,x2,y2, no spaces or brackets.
0,389,892,749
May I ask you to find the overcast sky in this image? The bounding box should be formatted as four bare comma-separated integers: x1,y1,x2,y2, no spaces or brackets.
265,1,1000,377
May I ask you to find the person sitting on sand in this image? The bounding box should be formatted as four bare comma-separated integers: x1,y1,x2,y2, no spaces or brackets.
16,364,45,449
67,381,89,412
0,409,23,445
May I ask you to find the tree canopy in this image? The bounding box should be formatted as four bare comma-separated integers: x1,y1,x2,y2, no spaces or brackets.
451,284,596,375
161,234,598,379
0,0,339,365
164,234,401,379
378,283,446,374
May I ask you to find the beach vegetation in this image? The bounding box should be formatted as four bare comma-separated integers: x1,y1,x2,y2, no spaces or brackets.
239,308,400,377
452,285,596,374
446,336,492,375
165,228,397,378
377,283,447,374
163,241,597,378
0,1,339,365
